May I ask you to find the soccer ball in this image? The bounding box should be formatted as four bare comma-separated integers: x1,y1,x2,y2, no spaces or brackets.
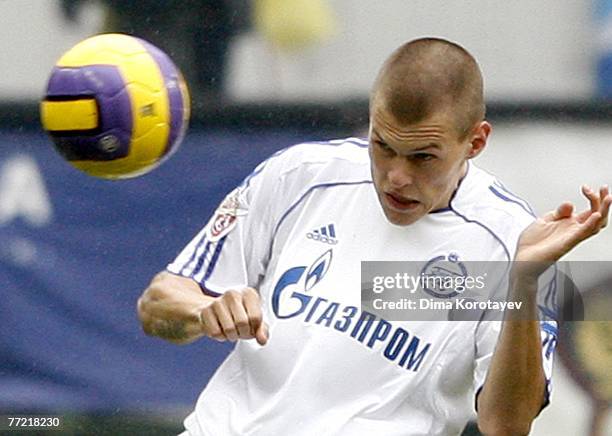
40,33,190,179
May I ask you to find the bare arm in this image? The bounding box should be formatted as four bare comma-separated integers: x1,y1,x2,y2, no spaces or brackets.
477,185,611,435
476,276,545,436
137,271,268,345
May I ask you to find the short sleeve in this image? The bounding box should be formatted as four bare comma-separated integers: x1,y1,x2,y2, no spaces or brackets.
166,153,283,295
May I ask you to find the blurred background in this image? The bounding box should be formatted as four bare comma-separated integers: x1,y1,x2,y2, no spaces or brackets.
1,0,610,434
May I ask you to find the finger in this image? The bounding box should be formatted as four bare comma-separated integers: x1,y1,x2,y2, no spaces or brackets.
582,185,600,214
560,211,603,250
576,210,590,224
577,186,611,223
599,186,610,211
242,288,264,337
224,292,252,339
255,321,269,346
212,301,239,341
599,185,609,203
582,212,603,235
199,306,226,341
545,202,573,222
559,202,574,218
598,191,611,227
542,211,556,222
581,187,612,226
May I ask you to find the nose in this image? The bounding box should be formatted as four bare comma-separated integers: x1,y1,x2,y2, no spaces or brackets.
387,158,413,188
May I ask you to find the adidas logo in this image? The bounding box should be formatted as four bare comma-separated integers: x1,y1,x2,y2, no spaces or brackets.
306,223,338,245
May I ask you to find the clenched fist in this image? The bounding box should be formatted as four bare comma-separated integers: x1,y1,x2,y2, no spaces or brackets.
199,288,269,345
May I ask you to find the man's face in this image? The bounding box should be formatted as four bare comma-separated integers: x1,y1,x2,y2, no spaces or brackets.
369,102,487,226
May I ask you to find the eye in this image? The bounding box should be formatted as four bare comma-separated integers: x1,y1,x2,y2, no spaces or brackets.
412,153,435,161
373,139,393,153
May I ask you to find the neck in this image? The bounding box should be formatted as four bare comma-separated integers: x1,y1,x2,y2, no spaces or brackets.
435,160,469,210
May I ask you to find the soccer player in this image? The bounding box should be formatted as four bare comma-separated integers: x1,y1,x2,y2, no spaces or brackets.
137,38,611,435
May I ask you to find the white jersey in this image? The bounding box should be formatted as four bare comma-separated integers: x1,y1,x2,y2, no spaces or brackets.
167,138,556,436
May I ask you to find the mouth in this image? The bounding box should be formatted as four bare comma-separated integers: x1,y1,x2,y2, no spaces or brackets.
384,192,421,211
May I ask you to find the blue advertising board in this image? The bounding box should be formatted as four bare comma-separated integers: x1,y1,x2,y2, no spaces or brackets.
596,0,612,97
0,128,316,412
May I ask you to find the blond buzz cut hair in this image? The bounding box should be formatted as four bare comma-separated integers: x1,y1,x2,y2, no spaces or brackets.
371,37,486,139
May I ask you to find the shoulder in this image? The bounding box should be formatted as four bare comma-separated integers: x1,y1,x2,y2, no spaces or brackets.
274,137,370,175
450,162,536,259
242,137,371,190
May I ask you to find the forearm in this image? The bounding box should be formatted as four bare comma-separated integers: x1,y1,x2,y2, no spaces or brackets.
137,271,214,344
477,276,546,436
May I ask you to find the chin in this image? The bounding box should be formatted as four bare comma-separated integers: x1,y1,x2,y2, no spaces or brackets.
383,208,426,226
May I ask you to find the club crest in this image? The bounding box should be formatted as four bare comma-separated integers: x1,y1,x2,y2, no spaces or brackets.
420,253,468,299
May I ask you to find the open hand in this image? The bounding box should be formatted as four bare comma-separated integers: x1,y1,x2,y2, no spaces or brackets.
514,185,611,279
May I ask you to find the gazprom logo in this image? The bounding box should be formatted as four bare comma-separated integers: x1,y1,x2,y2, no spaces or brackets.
270,249,432,372
272,249,333,318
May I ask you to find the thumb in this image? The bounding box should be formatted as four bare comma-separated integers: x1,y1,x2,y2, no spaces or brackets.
255,321,269,346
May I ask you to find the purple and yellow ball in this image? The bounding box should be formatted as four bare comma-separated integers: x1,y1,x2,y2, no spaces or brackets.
40,33,190,179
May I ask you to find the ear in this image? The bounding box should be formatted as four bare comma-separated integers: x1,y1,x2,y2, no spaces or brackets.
466,121,491,159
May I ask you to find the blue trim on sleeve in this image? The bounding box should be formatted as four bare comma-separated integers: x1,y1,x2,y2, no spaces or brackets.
540,322,558,337
203,236,228,282
273,180,374,237
179,232,209,276
182,237,226,294
189,241,212,278
489,185,536,218
491,181,537,216
538,305,558,322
